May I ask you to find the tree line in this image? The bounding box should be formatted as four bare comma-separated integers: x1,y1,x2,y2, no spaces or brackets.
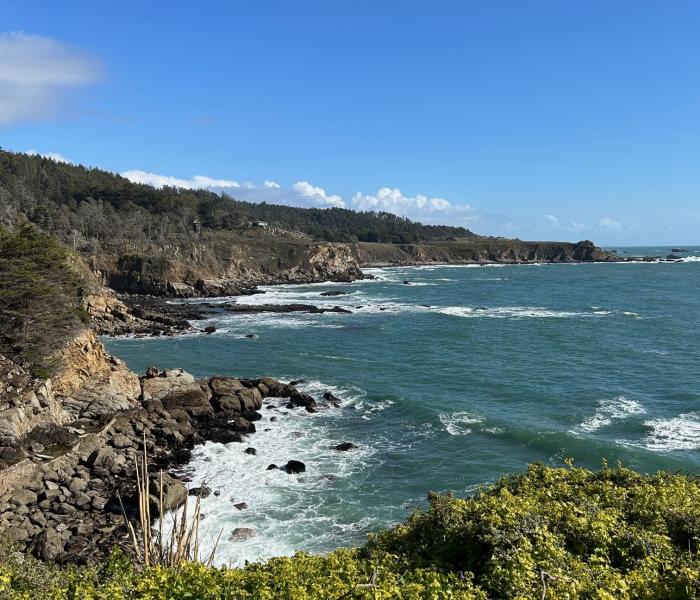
0,150,474,253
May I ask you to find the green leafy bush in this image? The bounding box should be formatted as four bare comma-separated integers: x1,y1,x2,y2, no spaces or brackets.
1,463,699,599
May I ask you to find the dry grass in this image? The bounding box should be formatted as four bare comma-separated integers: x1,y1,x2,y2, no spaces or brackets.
118,435,221,569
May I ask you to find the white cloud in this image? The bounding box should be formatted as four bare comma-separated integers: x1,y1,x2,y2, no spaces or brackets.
598,216,621,230
352,187,457,214
119,169,486,227
121,170,241,190
26,149,72,163
544,214,559,226
0,31,101,125
120,169,347,209
292,181,345,208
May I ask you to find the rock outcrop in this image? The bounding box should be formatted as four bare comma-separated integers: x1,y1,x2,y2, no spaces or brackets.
0,330,323,564
354,238,619,266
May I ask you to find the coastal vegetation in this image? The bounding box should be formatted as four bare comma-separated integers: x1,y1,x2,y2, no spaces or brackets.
0,224,87,377
1,462,699,598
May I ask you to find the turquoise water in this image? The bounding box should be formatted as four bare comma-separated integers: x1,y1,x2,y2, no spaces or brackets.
105,248,700,565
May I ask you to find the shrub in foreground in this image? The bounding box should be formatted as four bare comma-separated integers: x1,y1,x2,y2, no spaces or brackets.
1,463,699,599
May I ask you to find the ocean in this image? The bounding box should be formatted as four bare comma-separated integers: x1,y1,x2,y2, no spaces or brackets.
105,247,700,566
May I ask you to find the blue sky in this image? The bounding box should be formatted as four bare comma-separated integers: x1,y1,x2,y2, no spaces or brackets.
1,1,699,245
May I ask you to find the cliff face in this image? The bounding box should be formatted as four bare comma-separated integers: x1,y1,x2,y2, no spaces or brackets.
355,238,617,266
87,230,364,297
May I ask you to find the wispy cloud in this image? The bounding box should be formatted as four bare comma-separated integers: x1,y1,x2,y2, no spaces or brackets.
544,213,626,235
120,170,347,209
121,169,241,190
26,149,73,164
0,31,101,126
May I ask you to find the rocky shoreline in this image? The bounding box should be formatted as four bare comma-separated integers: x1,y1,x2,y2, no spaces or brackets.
0,355,339,564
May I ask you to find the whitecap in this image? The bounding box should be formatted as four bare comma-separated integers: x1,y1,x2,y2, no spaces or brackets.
434,305,588,319
439,412,484,436
161,378,379,566
574,396,645,433
640,413,700,451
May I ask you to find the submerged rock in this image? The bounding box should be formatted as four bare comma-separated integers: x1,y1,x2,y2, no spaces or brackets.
334,442,357,451
229,527,257,542
233,501,248,510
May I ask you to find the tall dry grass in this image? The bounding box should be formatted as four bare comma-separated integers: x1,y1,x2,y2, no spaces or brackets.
117,435,221,568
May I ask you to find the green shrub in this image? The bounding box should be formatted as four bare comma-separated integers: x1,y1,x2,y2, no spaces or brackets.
1,464,699,599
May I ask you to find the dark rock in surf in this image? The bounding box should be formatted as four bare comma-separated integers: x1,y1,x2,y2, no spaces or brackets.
266,464,278,471
334,442,357,451
244,447,257,456
204,325,216,334
189,485,212,498
284,460,306,474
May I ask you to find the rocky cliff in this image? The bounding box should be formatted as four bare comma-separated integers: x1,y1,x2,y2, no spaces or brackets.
87,229,364,298
354,238,617,266
0,309,332,563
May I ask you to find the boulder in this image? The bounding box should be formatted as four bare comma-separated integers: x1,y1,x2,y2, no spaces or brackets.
189,485,212,498
142,369,196,400
229,527,257,542
145,366,159,378
210,394,242,413
233,502,248,510
204,326,216,334
334,442,357,451
35,528,64,561
288,390,316,410
323,392,343,407
209,376,246,397
14,489,38,505
237,388,263,411
244,447,257,456
161,382,213,417
284,460,306,474
266,464,278,471
241,410,262,422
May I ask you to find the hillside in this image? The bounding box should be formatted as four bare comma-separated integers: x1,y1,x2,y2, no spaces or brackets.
0,150,617,297
0,149,473,247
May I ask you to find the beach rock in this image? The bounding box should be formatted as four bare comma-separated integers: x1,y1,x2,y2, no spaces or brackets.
320,290,349,296
284,460,306,474
204,326,216,334
323,391,342,406
13,488,38,505
244,447,257,455
209,376,245,397
203,428,243,444
334,442,357,451
288,390,316,410
266,464,278,471
229,527,257,542
35,528,64,561
210,394,242,413
232,417,255,434
161,382,213,417
241,410,263,422
142,369,196,400
233,502,248,510
237,387,263,411
189,485,212,498
145,366,159,378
